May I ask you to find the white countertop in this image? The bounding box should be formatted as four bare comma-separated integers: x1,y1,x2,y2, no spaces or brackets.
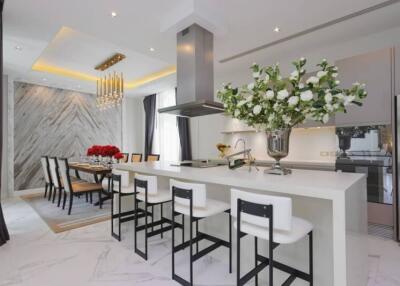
116,161,364,201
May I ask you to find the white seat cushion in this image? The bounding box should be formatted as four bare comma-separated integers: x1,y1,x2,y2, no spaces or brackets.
175,198,230,218
136,189,171,204
234,216,313,244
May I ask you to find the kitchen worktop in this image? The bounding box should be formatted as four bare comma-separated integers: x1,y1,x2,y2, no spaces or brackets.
116,161,368,286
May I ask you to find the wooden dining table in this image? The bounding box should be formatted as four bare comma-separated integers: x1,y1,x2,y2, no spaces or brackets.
69,162,112,205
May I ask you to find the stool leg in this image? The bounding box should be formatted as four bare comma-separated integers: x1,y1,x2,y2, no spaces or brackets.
190,218,193,285
255,237,258,286
229,214,232,273
151,205,154,232
118,192,121,241
160,203,163,239
196,220,199,254
171,200,176,280
237,223,241,286
269,239,273,285
111,191,114,238
309,231,313,286
182,214,185,244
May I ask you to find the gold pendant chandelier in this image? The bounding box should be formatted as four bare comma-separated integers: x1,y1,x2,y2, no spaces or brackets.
96,72,124,110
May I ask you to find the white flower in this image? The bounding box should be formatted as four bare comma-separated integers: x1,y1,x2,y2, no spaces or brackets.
300,57,305,62
247,83,254,90
333,66,338,71
325,104,334,112
333,103,339,109
253,71,260,78
317,71,328,78
324,93,333,103
335,80,340,85
234,109,240,117
322,114,330,124
290,70,299,80
288,96,299,106
264,74,270,82
335,93,344,100
277,89,289,100
237,100,246,107
299,83,305,89
344,95,355,106
353,82,360,86
332,73,338,78
300,90,313,101
322,58,327,63
282,115,291,124
273,103,280,109
306,76,319,85
265,90,274,99
251,62,257,68
253,105,262,115
268,114,275,122
277,75,282,80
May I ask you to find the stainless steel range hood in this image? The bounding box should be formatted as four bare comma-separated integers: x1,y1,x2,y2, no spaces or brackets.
158,24,224,117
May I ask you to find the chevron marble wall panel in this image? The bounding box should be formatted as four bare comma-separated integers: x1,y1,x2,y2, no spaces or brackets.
14,82,122,190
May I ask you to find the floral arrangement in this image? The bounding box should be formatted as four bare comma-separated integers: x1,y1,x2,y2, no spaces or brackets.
217,58,367,131
113,152,124,160
86,145,121,158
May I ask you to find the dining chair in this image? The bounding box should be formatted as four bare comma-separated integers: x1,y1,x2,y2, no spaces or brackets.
121,153,129,163
146,154,160,162
40,156,52,198
57,158,104,215
131,153,143,163
48,157,63,205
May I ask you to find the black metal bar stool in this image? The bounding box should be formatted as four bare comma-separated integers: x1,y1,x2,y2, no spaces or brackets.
231,189,314,286
134,173,184,261
107,171,145,241
171,179,232,286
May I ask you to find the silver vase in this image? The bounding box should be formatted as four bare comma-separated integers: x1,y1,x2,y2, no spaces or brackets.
265,128,292,175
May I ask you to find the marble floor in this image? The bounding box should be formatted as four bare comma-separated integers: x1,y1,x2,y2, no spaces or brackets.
0,196,400,286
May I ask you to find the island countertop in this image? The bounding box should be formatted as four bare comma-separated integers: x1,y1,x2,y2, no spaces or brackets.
115,161,364,200
116,161,368,286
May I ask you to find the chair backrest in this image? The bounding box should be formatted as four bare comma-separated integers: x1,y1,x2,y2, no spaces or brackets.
121,153,129,163
57,158,72,193
135,173,158,195
48,157,61,188
230,189,292,232
131,153,142,163
112,169,130,187
146,154,160,162
170,179,206,208
40,156,51,184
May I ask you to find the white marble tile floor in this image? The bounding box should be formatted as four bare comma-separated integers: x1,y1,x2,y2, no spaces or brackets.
0,197,399,286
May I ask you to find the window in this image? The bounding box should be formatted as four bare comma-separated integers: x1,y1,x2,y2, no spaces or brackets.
152,89,180,162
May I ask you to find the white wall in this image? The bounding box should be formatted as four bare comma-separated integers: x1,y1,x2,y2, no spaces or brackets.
122,96,145,155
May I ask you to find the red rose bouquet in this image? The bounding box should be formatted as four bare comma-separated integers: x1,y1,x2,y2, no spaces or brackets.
86,145,121,157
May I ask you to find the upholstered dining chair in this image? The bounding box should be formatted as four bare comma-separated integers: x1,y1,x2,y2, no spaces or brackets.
40,156,52,199
121,153,129,163
131,153,143,163
48,157,63,205
146,154,160,162
57,158,104,215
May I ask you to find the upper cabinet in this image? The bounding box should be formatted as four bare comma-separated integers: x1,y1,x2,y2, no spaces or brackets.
334,48,393,127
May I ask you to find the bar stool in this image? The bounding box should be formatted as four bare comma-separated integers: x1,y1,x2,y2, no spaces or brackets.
171,179,232,286
104,170,137,241
231,189,314,286
134,173,184,260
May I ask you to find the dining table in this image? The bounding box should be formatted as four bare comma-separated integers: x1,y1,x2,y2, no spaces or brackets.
69,162,112,205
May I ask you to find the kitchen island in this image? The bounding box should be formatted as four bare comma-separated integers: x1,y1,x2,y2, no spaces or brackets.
116,161,367,286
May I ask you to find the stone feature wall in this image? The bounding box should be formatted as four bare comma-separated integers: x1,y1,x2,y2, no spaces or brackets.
14,82,121,190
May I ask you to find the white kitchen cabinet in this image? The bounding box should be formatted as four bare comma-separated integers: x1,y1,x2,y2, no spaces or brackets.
334,48,393,127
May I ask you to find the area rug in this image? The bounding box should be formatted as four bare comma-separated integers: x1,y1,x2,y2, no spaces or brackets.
20,192,110,233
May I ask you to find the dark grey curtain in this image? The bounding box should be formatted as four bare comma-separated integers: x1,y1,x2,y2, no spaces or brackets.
0,0,10,247
143,94,156,158
177,117,192,161
175,88,192,161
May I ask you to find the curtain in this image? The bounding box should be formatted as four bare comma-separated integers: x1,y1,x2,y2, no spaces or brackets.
177,117,192,161
0,0,10,247
143,94,157,158
152,89,180,161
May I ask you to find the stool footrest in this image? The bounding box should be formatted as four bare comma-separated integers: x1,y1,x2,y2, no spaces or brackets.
174,233,206,252
239,257,270,286
192,240,223,262
256,254,312,283
172,274,191,286
282,274,297,286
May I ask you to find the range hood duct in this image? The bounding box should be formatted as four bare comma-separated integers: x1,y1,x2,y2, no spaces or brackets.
158,24,224,117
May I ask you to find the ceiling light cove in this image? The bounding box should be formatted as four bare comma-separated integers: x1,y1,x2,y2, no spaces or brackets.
32,61,99,82
125,65,176,90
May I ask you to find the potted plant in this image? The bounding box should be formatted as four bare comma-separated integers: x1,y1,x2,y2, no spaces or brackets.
217,58,367,175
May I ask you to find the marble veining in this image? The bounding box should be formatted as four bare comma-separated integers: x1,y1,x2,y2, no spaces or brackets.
13,82,121,190
0,195,399,286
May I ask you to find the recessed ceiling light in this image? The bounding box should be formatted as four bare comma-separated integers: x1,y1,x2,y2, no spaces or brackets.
14,45,22,51
149,47,155,52
111,11,117,17
273,26,280,33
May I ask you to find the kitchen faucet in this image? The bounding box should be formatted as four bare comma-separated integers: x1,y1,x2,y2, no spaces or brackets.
228,138,258,172
234,138,246,154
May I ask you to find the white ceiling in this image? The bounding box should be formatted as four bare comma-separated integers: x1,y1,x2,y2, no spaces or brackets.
4,0,400,96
